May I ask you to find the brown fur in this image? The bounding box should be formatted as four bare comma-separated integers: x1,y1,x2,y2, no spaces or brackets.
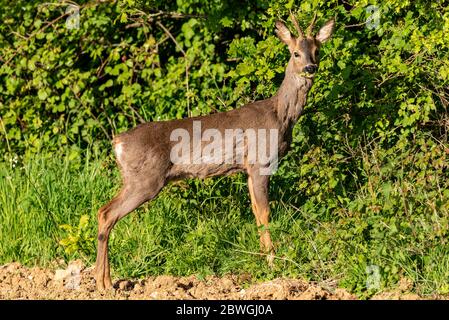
95,13,335,290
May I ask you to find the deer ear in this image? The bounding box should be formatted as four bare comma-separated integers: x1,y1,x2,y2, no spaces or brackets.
275,21,294,48
316,18,335,43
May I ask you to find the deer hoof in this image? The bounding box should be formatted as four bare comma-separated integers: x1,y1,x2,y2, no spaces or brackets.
96,277,113,292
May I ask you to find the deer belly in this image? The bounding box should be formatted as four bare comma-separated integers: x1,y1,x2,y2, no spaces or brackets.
169,162,245,180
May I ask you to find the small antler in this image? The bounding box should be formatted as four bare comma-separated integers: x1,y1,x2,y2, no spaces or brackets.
306,12,317,37
289,10,304,39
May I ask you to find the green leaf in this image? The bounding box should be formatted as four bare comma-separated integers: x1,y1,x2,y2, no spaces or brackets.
38,89,48,101
79,215,89,229
220,17,233,28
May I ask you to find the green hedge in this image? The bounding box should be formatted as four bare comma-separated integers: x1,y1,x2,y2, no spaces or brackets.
1,0,447,158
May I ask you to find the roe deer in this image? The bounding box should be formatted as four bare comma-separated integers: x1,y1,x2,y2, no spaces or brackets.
95,12,335,290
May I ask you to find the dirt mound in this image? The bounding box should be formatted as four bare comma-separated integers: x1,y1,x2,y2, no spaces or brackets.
0,261,357,300
0,261,433,300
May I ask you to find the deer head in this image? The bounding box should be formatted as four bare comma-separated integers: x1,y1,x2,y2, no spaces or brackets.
275,12,335,78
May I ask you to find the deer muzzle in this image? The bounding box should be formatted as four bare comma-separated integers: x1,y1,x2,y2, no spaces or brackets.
303,64,317,74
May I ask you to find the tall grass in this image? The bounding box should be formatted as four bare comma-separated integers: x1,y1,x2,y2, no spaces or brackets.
1,142,449,298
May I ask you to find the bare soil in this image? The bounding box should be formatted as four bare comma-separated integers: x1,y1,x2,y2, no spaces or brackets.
0,261,437,300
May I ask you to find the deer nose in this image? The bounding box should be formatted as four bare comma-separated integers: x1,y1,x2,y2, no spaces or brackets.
303,64,317,74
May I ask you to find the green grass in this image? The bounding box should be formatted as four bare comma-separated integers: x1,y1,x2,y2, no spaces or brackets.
1,150,449,299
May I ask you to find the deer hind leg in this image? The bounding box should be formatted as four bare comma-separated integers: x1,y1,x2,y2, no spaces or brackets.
247,171,274,265
95,177,164,291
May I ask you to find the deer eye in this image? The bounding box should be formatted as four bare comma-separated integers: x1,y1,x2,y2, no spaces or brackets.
294,52,300,58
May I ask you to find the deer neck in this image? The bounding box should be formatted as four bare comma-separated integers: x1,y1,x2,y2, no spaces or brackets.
275,62,313,131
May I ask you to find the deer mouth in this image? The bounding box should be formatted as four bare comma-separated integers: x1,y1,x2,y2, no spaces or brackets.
298,72,316,79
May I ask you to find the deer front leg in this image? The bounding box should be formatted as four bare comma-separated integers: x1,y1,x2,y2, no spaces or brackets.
247,172,274,265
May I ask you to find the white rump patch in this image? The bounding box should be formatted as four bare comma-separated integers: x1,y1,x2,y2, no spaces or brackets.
115,142,124,162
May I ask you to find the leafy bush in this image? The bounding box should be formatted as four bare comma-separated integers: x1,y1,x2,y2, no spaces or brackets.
59,214,95,257
2,1,446,159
